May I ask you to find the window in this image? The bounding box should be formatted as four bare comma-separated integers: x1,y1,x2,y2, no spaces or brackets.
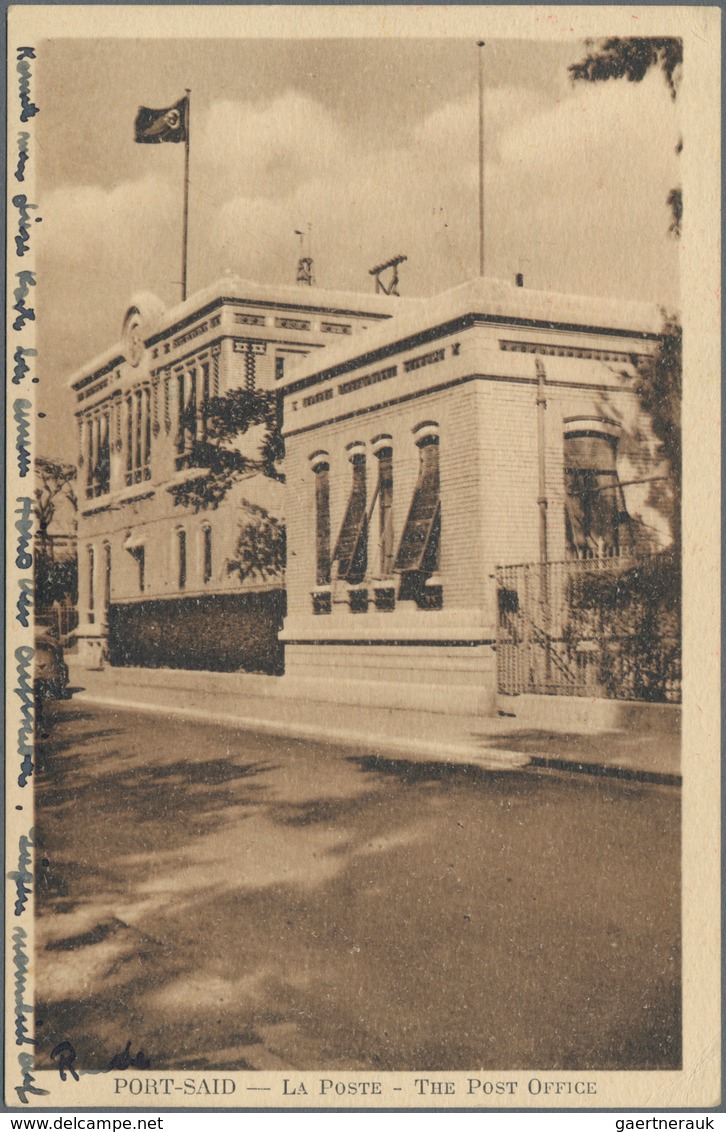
202,525,212,584
126,395,134,479
177,529,187,590
201,363,210,441
143,387,152,479
91,414,111,497
311,454,331,586
124,389,152,486
276,351,307,381
104,544,111,613
188,369,198,443
333,448,367,584
88,545,95,624
86,414,111,499
564,426,630,559
85,417,94,494
134,389,143,475
394,429,440,576
125,535,145,592
375,444,394,576
176,373,186,454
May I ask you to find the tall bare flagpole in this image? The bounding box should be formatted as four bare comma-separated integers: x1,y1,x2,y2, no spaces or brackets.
477,41,485,277
181,88,191,302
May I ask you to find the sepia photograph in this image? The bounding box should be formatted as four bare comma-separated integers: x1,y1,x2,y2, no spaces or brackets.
5,4,720,1113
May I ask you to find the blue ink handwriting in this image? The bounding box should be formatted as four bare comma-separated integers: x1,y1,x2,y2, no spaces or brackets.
14,924,49,1104
17,578,33,627
13,345,38,386
17,48,39,123
13,270,36,330
9,829,34,916
14,398,32,476
13,194,41,257
15,645,35,787
16,130,30,181
15,496,33,569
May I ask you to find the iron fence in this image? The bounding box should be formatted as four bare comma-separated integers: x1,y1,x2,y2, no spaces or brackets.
496,552,681,703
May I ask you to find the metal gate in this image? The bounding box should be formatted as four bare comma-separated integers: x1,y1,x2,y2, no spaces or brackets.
496,553,681,703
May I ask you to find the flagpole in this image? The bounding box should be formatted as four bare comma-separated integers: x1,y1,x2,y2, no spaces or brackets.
182,88,191,302
477,42,485,278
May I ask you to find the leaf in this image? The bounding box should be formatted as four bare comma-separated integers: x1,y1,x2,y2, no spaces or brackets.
569,36,683,99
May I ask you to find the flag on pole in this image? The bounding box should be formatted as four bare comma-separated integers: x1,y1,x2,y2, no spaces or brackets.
134,96,188,144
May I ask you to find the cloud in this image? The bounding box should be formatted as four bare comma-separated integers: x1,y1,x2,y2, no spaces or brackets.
198,93,348,201
483,70,681,299
37,69,682,461
40,174,183,290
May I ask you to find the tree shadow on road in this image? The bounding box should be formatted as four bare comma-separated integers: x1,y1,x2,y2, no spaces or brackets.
348,753,523,789
32,705,681,1076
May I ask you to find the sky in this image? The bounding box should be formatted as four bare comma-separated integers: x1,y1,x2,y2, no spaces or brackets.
34,36,682,462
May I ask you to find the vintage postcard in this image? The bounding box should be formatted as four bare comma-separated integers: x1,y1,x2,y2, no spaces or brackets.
5,3,721,1113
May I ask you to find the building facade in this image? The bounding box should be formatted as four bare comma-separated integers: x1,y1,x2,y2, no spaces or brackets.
279,278,667,716
71,278,406,669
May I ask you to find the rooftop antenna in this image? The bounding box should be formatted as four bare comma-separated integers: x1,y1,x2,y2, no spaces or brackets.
295,226,314,286
477,41,486,277
369,254,407,296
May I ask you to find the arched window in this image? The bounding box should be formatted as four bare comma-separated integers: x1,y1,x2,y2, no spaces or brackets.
103,543,111,614
202,525,213,584
310,452,331,586
372,435,394,577
177,528,187,590
201,362,210,441
124,531,145,593
88,545,95,624
125,395,134,484
563,419,630,559
394,424,440,576
333,444,367,584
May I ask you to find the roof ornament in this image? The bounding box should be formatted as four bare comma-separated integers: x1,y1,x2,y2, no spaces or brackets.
369,254,407,296
294,227,314,286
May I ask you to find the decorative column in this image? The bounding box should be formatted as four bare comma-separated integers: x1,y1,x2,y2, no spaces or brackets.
211,346,221,396
244,348,256,392
152,377,160,437
164,372,172,434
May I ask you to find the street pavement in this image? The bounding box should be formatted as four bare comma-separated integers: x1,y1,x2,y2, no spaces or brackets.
33,699,681,1073
67,661,682,781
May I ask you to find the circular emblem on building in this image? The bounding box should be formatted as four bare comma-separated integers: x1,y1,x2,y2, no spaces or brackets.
123,307,145,368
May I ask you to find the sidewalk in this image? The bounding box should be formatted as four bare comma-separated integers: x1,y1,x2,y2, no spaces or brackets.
66,660,681,784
